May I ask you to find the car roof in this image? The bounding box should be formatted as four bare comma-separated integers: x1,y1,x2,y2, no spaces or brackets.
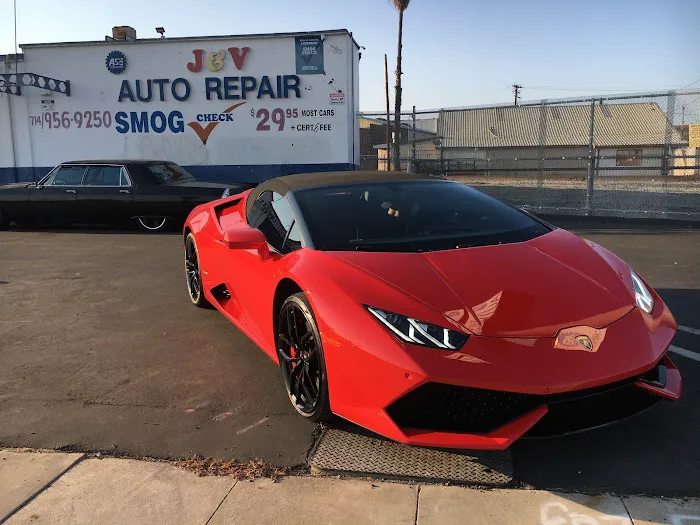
61,159,169,165
258,170,438,195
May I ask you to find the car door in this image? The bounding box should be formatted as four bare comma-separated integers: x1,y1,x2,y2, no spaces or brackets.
133,162,225,222
76,165,134,224
219,191,303,348
31,165,87,223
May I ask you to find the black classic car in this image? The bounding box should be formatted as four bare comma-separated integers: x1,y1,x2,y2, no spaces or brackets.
0,160,250,232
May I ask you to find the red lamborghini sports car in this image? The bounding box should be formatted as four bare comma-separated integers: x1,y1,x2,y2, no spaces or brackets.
183,171,681,450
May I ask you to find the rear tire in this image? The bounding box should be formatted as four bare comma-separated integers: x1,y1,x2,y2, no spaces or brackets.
185,233,210,308
0,207,10,231
277,293,333,423
136,216,171,233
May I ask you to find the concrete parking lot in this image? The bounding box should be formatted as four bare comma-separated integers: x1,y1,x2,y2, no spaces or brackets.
0,218,698,496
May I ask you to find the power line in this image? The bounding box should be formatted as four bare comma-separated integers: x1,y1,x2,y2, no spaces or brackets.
523,82,700,93
678,77,700,90
525,86,663,93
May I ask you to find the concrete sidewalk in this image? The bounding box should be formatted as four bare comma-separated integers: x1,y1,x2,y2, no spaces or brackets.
1,450,698,525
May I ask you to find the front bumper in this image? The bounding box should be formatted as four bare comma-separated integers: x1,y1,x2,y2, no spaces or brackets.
311,286,681,450
386,354,681,448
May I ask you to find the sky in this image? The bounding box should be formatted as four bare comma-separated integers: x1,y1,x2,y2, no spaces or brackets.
1,0,699,111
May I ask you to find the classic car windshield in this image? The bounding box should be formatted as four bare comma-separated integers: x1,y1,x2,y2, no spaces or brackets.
145,163,197,185
293,180,551,252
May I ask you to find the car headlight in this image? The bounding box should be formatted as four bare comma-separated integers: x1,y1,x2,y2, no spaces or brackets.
630,269,654,314
221,187,230,198
366,306,468,350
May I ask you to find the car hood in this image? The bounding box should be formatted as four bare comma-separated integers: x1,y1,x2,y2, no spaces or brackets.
328,229,635,337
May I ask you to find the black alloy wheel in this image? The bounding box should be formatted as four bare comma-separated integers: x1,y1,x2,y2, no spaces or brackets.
277,293,332,421
185,233,208,307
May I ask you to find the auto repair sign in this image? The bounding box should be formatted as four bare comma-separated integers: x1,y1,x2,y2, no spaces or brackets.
15,31,359,174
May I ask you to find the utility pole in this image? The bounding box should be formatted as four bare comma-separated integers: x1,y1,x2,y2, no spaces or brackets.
512,84,522,106
384,54,391,172
411,105,416,173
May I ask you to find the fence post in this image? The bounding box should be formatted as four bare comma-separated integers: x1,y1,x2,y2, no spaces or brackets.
586,100,596,216
411,105,417,173
439,141,445,175
661,147,669,177
537,101,548,193
662,91,676,179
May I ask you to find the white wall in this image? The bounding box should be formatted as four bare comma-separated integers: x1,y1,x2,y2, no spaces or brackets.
0,31,358,181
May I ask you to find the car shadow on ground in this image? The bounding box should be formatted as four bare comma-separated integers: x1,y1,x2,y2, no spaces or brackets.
513,287,700,497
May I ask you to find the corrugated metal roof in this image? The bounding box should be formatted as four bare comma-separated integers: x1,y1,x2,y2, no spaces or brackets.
438,102,684,149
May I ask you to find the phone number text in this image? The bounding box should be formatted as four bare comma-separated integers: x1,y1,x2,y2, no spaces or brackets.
29,111,113,130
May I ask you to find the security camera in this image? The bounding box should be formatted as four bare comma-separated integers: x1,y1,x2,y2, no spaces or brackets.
156,27,165,38
320,34,326,42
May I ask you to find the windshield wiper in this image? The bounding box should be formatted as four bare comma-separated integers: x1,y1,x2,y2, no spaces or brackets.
353,244,383,252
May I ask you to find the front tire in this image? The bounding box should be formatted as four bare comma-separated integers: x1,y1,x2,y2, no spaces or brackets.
136,216,171,233
185,233,209,308
277,293,332,422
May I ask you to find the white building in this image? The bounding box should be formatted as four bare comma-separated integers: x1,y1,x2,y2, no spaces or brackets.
0,27,361,184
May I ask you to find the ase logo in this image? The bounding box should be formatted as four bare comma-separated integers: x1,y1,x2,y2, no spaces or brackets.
106,51,127,75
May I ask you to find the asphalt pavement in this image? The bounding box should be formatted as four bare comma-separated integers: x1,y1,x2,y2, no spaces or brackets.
0,228,317,467
0,217,698,496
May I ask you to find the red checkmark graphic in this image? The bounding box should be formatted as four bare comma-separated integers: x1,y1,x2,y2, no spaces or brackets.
187,102,246,145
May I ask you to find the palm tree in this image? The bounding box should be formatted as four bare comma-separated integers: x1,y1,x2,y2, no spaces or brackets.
392,0,410,171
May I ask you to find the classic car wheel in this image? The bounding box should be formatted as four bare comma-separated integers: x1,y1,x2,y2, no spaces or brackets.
185,233,209,308
277,293,332,422
0,207,10,231
136,216,170,232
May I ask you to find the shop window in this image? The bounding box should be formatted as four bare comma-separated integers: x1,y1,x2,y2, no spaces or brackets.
616,149,642,167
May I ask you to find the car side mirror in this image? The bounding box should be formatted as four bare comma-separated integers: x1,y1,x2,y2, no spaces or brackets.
220,228,271,260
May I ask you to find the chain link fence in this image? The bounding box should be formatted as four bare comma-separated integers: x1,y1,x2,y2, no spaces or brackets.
360,90,700,220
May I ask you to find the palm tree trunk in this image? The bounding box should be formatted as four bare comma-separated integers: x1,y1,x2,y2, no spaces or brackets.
393,9,404,171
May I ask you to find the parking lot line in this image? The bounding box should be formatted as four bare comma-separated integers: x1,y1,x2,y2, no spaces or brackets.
669,345,700,363
678,325,700,337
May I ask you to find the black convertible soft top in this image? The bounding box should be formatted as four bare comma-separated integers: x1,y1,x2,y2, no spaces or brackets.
246,170,439,216
272,170,432,192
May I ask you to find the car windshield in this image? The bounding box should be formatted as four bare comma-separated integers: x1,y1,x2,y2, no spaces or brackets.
293,180,552,252
145,163,197,185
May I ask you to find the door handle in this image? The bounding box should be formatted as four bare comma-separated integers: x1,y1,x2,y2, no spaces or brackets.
65,189,77,194
119,189,131,194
